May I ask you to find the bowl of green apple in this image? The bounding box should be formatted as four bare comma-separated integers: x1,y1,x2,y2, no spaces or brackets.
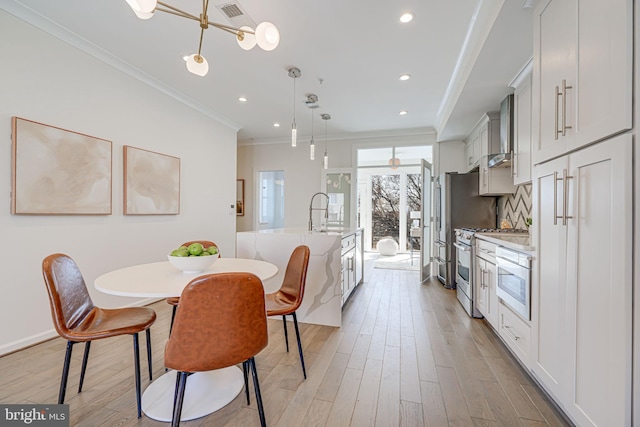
167,242,219,273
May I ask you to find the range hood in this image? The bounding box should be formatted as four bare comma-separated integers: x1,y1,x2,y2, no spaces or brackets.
488,94,514,168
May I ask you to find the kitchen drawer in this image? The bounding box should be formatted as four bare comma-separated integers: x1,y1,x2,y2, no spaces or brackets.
476,239,497,262
341,234,356,254
498,300,531,366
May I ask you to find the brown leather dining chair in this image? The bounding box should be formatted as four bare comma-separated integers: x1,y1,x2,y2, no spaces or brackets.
42,253,156,418
165,272,268,427
265,245,310,379
166,240,219,335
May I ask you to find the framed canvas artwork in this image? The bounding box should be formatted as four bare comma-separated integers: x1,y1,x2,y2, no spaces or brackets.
11,116,112,215
123,145,180,215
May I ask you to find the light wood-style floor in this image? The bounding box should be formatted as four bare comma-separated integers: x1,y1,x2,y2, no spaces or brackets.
0,258,570,426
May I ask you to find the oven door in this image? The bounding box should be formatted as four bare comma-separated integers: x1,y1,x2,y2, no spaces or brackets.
454,240,474,316
496,256,530,320
453,242,471,287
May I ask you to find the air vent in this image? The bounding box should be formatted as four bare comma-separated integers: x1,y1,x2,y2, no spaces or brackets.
215,1,256,29
220,4,242,18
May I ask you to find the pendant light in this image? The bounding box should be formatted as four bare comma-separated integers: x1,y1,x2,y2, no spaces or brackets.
321,113,331,169
306,94,318,160
309,108,315,160
288,67,301,147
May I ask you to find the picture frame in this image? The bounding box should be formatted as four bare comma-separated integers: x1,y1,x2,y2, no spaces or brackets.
123,145,180,215
11,116,112,215
236,179,245,216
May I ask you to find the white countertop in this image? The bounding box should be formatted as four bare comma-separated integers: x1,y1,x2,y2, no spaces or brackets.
475,232,534,252
238,227,362,237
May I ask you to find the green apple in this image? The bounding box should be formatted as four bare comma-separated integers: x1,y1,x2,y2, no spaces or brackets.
207,246,219,255
188,243,204,256
200,251,212,256
171,248,189,257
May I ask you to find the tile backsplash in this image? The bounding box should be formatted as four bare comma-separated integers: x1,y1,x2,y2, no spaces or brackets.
497,184,532,230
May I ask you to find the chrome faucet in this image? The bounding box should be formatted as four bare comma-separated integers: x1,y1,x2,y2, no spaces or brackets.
309,192,329,231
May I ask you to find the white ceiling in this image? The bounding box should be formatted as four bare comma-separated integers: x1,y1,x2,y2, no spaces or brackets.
2,0,534,144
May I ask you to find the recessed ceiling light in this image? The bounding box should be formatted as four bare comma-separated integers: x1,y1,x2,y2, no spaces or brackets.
399,110,408,115
273,122,280,127
399,74,411,81
238,96,248,102
400,12,414,23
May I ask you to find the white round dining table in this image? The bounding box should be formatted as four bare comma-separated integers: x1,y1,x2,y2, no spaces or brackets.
94,258,278,423
95,258,278,298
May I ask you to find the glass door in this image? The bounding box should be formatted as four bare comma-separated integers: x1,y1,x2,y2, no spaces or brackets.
371,174,401,250
257,170,284,230
420,159,432,281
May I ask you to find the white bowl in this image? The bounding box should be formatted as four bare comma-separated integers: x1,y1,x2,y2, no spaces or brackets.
167,254,217,273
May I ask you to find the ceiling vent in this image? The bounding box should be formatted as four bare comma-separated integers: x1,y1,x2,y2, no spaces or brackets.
216,1,256,29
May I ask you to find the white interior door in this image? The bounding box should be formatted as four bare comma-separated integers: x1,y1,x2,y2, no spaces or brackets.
421,159,432,281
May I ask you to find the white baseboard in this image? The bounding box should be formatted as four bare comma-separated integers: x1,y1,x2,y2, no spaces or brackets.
0,297,162,357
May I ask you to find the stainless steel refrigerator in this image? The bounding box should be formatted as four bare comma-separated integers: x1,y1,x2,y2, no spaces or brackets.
433,172,497,288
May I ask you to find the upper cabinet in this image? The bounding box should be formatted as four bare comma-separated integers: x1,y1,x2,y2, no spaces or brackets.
464,131,481,172
467,113,515,195
511,59,533,185
531,0,632,164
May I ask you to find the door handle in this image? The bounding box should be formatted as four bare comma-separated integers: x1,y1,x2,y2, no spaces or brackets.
556,80,573,140
561,79,572,137
453,243,470,252
554,85,560,140
562,168,574,225
553,171,560,225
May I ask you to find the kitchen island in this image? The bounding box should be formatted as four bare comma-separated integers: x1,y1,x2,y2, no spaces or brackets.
236,228,363,327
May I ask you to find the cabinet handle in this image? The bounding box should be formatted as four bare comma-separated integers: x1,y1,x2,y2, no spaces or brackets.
554,85,560,140
511,151,516,177
562,168,574,225
561,79,573,137
553,171,560,225
504,325,521,341
469,156,473,166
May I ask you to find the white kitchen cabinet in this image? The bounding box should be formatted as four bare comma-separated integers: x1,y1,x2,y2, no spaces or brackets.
469,112,515,195
341,231,363,306
479,157,516,196
355,229,363,286
498,299,531,365
464,132,480,172
532,0,632,164
475,238,498,329
531,134,632,426
512,59,532,185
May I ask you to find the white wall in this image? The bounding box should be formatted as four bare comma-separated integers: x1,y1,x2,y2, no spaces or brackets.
0,11,238,355
237,132,449,232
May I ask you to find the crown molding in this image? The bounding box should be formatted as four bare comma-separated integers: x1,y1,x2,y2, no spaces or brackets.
238,127,436,146
2,1,242,132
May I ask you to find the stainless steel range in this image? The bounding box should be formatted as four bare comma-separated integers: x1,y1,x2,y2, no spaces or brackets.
454,227,528,318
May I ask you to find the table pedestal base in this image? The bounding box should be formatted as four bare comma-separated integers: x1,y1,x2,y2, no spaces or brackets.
142,366,244,422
